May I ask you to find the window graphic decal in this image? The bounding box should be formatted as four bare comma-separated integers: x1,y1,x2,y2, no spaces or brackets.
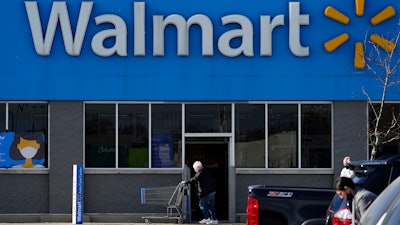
0,132,45,168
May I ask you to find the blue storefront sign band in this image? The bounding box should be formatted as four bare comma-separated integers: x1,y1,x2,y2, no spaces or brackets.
72,164,84,224
0,0,399,101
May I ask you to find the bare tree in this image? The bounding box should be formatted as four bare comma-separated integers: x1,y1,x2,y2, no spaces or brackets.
362,26,400,160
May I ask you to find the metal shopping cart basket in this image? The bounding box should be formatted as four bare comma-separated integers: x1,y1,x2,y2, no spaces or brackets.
141,182,189,223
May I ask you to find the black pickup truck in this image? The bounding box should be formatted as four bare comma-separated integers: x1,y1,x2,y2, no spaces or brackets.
246,154,400,225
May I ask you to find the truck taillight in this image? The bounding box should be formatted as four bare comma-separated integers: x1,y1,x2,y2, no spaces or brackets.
332,206,352,225
247,196,259,225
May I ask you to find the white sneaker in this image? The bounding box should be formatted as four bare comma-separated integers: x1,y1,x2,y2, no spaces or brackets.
199,218,211,224
207,220,218,224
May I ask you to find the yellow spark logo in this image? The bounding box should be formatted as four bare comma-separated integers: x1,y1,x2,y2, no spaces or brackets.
324,0,396,69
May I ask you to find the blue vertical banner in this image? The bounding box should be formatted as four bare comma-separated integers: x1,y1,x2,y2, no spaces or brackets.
72,164,84,224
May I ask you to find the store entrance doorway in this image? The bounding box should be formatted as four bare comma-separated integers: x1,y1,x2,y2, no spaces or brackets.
185,137,229,222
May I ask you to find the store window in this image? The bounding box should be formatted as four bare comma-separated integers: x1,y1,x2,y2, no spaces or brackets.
235,104,265,168
118,104,149,168
84,102,331,169
369,103,400,158
151,104,182,168
85,104,116,168
0,103,48,168
301,104,332,168
85,103,182,169
268,104,298,168
267,104,332,169
185,104,231,133
8,104,48,133
235,103,332,169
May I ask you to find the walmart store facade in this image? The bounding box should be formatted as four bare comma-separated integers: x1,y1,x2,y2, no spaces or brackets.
0,0,399,222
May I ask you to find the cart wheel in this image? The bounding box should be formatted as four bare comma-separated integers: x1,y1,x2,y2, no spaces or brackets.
178,218,185,224
144,219,151,224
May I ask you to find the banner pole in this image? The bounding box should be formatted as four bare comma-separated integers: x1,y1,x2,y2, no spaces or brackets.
72,164,84,224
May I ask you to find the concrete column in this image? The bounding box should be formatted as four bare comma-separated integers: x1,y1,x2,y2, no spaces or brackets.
182,165,191,222
49,101,84,214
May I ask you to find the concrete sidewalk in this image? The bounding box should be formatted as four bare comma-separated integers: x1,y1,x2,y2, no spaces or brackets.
0,214,246,225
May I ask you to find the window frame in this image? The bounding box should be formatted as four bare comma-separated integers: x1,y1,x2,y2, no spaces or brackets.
236,102,333,173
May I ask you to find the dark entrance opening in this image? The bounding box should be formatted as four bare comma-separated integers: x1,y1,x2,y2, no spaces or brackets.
185,137,229,222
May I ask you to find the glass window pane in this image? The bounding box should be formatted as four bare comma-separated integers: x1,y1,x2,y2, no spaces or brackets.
235,104,265,168
85,104,116,168
8,104,48,133
151,104,182,168
8,103,48,168
0,103,5,131
118,104,149,168
268,104,298,168
301,104,332,168
185,104,231,133
369,103,400,158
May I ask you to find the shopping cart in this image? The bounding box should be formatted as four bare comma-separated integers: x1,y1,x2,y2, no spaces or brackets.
140,182,189,223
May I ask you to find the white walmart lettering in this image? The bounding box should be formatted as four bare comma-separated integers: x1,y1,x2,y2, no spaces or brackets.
24,1,310,57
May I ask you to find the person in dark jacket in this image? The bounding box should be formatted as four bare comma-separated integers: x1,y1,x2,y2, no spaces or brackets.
334,176,377,225
182,161,218,224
